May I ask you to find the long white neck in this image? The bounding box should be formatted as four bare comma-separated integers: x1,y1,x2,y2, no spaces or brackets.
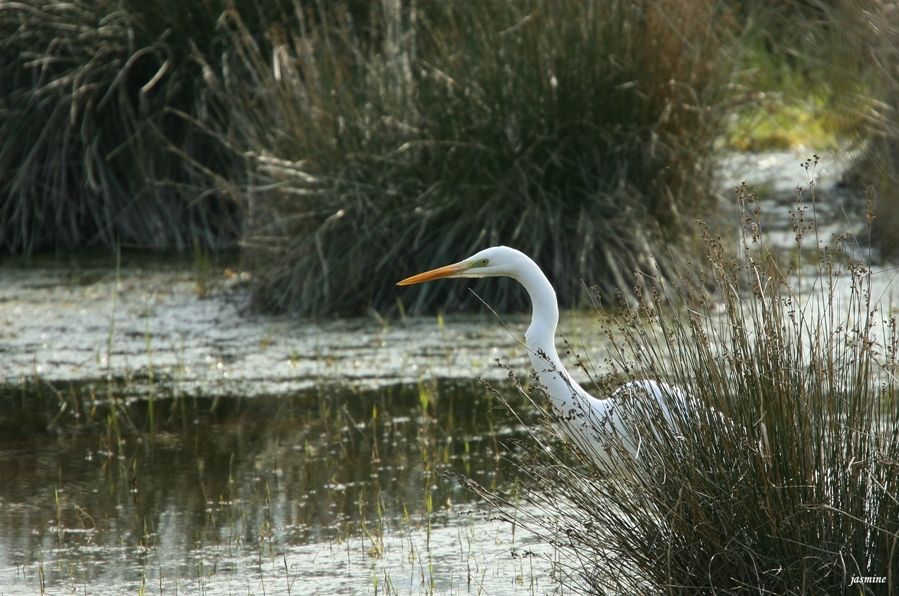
512,258,598,419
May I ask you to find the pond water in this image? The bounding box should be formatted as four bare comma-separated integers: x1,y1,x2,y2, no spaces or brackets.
0,256,604,397
0,251,581,593
0,380,555,594
1,149,894,594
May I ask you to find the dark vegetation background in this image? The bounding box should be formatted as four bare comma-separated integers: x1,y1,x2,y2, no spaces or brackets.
1,0,896,316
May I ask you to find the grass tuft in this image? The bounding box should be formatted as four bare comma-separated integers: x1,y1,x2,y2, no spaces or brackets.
469,182,898,593
742,0,899,259
842,0,899,260
224,0,738,316
0,0,243,253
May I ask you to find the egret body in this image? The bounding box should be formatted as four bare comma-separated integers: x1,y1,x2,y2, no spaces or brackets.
397,246,682,459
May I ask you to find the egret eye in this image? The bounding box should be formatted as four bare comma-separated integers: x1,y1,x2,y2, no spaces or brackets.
481,258,489,266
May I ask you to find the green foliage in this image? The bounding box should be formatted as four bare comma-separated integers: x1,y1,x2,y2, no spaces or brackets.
722,0,875,152
227,0,737,316
725,44,849,151
733,1,899,258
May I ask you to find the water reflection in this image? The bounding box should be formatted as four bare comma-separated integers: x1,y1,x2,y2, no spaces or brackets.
0,380,545,593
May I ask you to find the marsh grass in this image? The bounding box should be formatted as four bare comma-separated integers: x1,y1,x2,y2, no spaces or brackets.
726,1,871,153
224,0,737,316
469,182,898,593
0,0,243,253
4,0,897,318
842,0,899,261
748,0,899,259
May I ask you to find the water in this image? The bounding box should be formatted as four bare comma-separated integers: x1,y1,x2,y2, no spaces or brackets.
0,255,606,397
0,252,589,593
0,382,553,594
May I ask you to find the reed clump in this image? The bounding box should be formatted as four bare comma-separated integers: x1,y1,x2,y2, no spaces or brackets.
0,0,243,253
225,0,737,316
747,0,899,259
5,0,896,317
837,3,899,260
472,183,898,593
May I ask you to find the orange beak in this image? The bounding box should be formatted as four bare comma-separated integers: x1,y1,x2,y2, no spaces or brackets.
397,262,467,286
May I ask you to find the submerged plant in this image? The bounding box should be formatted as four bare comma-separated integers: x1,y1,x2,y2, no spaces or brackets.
469,183,898,593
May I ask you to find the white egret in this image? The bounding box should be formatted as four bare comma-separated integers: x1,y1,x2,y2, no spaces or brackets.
397,245,686,460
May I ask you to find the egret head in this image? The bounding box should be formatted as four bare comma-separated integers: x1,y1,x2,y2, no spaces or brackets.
397,246,527,286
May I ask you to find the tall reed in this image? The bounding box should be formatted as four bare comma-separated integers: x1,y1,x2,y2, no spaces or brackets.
223,0,738,316
470,183,898,593
0,0,243,253
745,0,899,258
841,3,899,260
